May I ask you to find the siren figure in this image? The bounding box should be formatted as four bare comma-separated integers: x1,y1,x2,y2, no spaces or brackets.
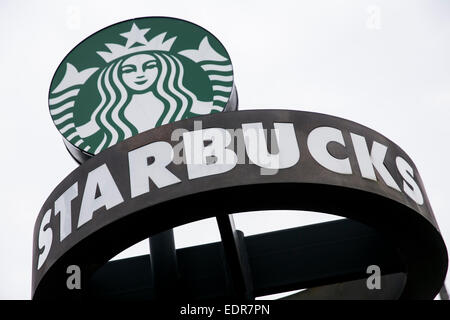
76,51,217,153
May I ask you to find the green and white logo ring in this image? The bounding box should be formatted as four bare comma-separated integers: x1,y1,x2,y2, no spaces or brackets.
49,17,236,157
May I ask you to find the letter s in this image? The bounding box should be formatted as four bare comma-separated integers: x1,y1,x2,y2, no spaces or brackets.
37,209,53,270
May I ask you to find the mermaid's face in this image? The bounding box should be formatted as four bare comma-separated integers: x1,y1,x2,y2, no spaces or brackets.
120,54,158,92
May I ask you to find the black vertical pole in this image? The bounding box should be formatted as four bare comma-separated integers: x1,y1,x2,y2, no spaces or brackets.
216,214,253,300
149,229,179,299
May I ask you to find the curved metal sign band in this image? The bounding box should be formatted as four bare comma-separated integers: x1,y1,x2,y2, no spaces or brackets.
32,110,448,299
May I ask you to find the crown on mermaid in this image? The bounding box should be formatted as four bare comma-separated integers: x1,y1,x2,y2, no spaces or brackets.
96,23,176,63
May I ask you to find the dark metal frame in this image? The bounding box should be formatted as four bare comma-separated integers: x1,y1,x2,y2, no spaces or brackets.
87,219,406,300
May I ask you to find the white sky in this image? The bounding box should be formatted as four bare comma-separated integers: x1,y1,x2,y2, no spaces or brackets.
0,0,449,299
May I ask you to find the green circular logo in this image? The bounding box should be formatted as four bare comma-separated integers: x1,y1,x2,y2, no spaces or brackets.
49,17,235,155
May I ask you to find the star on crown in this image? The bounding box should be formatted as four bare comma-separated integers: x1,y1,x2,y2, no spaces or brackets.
96,23,177,63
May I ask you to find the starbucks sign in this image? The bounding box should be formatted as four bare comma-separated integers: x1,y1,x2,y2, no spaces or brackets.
49,17,236,157
35,16,447,301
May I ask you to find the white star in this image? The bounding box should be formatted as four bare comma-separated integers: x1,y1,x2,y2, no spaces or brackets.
120,23,150,47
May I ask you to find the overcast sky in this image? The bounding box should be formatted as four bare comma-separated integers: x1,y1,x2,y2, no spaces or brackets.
1,0,449,299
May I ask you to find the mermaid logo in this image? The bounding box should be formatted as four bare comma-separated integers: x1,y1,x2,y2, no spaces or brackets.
49,18,235,155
